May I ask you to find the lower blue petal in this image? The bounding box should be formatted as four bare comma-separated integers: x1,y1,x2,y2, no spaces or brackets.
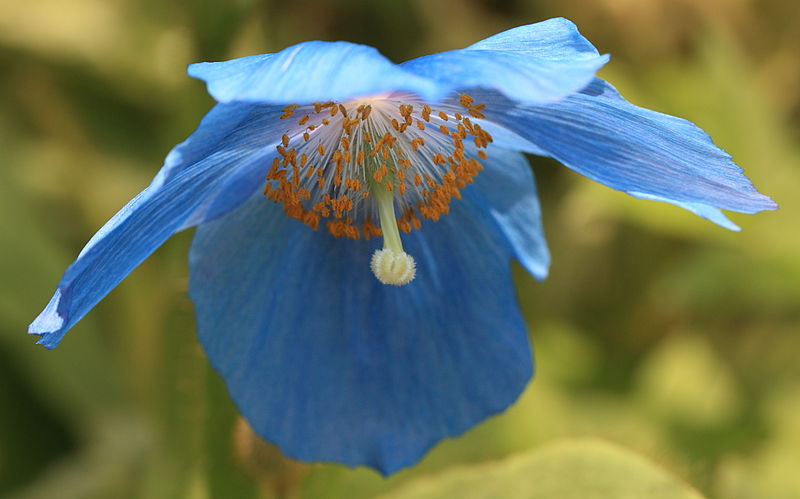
188,190,533,474
481,79,777,229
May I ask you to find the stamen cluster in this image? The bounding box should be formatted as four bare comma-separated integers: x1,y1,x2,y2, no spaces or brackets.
263,93,493,240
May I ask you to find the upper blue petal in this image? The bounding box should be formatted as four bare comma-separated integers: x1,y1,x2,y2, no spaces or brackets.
189,18,607,106
401,18,609,105
480,79,777,229
188,184,535,474
465,17,600,56
188,42,441,104
29,102,283,348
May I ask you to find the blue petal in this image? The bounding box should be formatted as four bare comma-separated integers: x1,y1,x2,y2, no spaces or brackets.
188,42,441,104
481,79,777,228
466,17,600,56
29,103,283,348
188,193,533,474
471,148,550,280
476,119,548,156
189,18,607,106
401,18,608,105
627,192,742,231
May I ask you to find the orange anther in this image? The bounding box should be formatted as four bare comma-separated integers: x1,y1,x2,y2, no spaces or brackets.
468,106,485,119
397,219,411,233
421,105,432,121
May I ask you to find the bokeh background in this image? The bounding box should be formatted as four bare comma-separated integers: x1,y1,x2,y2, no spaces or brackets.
1,0,798,498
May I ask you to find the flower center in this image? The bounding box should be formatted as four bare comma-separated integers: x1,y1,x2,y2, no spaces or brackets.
263,92,493,285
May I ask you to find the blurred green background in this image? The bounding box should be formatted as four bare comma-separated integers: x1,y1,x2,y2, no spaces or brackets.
1,0,798,498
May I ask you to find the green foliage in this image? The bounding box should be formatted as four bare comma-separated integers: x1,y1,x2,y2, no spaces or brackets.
379,439,704,499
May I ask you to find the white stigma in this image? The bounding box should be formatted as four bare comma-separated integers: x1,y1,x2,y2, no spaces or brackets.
370,249,416,286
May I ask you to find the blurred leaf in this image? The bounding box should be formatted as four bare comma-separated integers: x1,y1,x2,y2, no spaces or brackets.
715,383,800,499
185,0,260,60
204,368,260,499
0,0,127,65
636,334,742,427
379,439,704,499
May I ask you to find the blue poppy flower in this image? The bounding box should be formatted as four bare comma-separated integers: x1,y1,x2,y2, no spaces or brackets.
29,18,775,474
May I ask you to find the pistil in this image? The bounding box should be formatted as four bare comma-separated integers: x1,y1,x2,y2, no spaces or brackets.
370,182,416,285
